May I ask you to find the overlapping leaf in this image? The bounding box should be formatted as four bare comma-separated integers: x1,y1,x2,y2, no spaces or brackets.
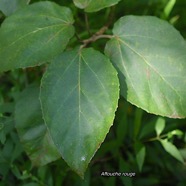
0,1,74,72
0,0,30,16
73,0,91,9
105,15,186,118
73,0,121,12
40,48,119,177
15,85,60,166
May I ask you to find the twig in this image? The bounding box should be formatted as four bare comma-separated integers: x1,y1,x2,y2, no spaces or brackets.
80,25,114,49
80,34,113,49
79,6,116,49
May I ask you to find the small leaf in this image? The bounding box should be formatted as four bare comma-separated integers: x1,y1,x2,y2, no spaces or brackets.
170,129,183,136
135,142,146,171
160,139,184,163
15,85,60,166
163,0,176,18
40,48,119,177
155,117,165,136
167,129,183,139
0,1,74,72
105,16,186,118
73,0,121,12
0,0,30,16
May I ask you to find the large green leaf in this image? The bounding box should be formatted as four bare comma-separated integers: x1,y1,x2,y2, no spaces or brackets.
15,85,60,166
0,1,74,72
0,0,30,16
40,48,119,177
105,16,186,118
73,0,121,12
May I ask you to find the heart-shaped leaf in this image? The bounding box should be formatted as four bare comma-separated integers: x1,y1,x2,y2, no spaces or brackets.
15,85,60,166
0,1,74,72
40,48,119,177
105,16,186,118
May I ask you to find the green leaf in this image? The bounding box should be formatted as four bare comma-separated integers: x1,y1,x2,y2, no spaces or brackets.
167,129,183,139
155,117,165,136
179,148,186,160
73,0,92,9
163,0,176,18
105,16,186,118
0,1,74,72
15,85,60,166
73,0,121,12
135,142,146,172
0,0,30,16
40,48,119,177
170,129,183,136
160,139,184,163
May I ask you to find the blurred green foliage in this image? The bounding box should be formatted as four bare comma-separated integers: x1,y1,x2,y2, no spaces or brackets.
0,0,186,185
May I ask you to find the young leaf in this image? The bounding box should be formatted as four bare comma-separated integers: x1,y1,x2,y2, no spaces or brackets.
170,129,183,136
0,0,30,16
73,0,121,12
163,0,176,18
135,142,146,172
15,85,60,166
0,1,74,72
155,117,165,136
40,48,119,177
160,139,184,163
105,16,186,118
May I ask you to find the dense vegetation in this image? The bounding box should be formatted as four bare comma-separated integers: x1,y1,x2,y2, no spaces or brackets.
0,0,186,185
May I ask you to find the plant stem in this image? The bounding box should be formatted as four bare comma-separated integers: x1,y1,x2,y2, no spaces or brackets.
85,13,91,36
78,6,116,49
80,24,114,49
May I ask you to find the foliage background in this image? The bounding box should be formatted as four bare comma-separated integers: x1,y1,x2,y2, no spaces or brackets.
0,0,186,185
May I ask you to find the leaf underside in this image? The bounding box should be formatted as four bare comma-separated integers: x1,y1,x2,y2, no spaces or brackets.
105,15,186,118
40,48,119,177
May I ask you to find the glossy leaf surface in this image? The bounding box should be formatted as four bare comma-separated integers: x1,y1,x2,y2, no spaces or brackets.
0,1,74,72
15,85,60,166
40,48,119,177
105,16,186,118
